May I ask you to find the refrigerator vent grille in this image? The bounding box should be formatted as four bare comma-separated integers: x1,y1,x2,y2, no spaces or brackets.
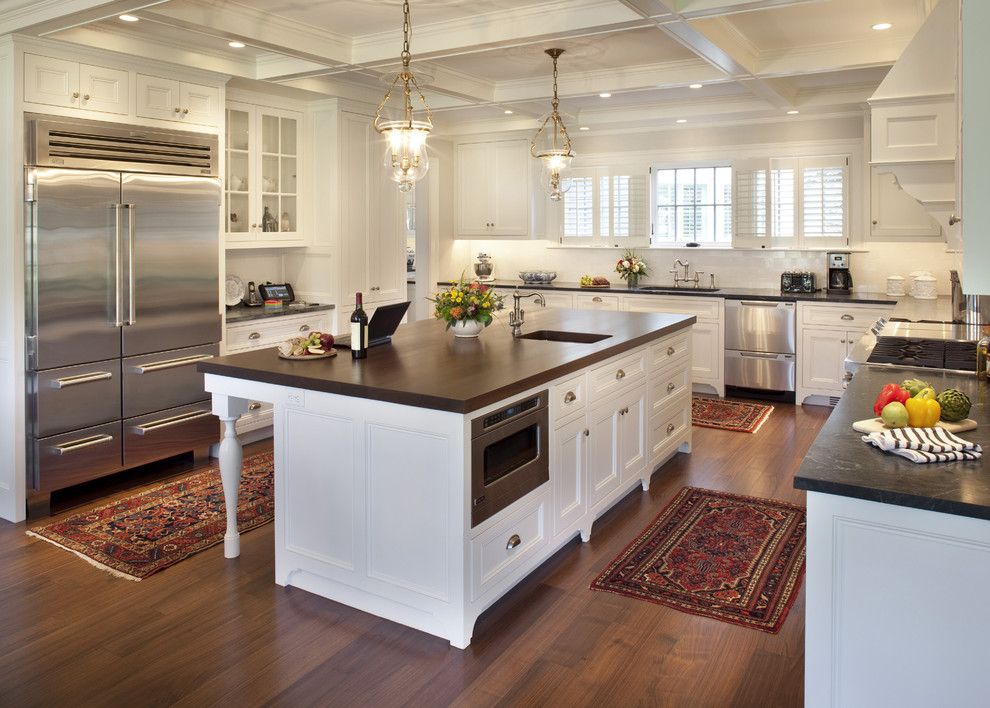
46,130,214,171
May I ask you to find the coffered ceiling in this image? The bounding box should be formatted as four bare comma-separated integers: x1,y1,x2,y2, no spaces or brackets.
0,0,939,133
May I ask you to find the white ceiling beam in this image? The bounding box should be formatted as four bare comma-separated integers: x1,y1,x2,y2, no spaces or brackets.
0,0,169,35
672,0,824,19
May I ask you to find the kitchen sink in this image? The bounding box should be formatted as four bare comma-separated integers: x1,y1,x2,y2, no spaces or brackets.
636,286,721,292
517,330,612,343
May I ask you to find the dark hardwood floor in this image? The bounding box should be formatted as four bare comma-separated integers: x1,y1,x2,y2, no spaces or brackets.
0,401,830,708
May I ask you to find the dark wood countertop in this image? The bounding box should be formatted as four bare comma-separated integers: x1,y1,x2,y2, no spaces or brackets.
794,367,990,520
200,309,695,413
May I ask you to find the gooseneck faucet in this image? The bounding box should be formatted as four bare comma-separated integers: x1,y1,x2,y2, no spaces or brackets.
509,289,546,337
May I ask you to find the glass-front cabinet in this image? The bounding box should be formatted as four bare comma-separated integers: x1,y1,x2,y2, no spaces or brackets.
225,101,303,247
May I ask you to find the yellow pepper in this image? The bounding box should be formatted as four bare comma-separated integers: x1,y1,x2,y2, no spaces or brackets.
914,387,937,400
905,397,941,427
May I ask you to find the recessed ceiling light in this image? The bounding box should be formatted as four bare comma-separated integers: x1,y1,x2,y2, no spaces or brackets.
689,83,703,89
579,126,590,131
676,119,687,124
599,92,612,98
118,14,139,22
872,22,892,31
228,41,246,48
787,109,800,115
503,109,513,115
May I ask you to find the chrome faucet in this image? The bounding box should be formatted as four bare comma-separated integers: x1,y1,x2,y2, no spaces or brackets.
669,258,705,288
509,289,546,337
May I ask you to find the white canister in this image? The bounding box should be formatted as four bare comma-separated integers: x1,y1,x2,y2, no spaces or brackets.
886,275,906,297
911,273,938,299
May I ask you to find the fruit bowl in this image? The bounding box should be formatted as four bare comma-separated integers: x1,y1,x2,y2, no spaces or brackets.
277,331,336,360
518,270,557,284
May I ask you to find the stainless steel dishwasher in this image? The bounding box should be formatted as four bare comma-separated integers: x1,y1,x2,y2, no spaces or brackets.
724,299,796,397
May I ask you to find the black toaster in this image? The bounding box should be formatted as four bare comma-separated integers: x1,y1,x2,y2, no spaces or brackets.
781,271,816,293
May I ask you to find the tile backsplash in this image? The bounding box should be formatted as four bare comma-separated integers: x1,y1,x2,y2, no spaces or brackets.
444,239,962,295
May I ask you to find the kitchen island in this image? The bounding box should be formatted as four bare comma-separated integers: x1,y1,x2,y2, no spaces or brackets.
795,367,990,708
200,309,696,648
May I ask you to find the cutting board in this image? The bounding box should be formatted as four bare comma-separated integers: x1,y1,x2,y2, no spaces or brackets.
852,417,978,434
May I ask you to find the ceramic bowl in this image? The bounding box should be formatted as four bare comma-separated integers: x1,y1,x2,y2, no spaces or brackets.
518,271,557,284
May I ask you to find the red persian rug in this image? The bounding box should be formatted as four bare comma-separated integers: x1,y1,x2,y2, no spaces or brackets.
691,396,773,433
591,487,806,633
26,451,273,581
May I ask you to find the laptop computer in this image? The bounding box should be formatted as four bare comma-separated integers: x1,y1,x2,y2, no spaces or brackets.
332,301,411,350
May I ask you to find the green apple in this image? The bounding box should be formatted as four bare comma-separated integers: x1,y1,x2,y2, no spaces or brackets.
880,401,909,428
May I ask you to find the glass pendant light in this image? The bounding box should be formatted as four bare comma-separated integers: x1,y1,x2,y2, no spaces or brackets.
374,0,433,192
531,49,575,201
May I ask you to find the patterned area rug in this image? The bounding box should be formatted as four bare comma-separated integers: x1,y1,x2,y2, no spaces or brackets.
26,451,273,581
591,487,806,633
692,396,773,433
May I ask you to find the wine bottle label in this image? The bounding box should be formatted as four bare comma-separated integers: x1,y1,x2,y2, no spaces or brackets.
350,322,362,350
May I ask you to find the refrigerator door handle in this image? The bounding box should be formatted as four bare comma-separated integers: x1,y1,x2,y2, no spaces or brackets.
130,409,214,435
50,434,115,456
113,203,124,327
131,353,214,374
124,203,136,325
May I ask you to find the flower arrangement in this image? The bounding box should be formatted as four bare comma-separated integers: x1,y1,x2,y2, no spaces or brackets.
615,251,648,281
431,276,504,329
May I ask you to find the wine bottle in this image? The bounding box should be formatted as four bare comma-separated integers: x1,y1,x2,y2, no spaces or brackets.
351,292,368,360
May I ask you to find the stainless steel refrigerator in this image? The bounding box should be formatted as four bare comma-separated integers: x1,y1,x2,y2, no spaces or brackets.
25,114,222,516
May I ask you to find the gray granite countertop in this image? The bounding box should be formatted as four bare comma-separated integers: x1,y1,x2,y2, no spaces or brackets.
225,302,335,324
439,280,898,306
890,295,954,323
794,367,989,520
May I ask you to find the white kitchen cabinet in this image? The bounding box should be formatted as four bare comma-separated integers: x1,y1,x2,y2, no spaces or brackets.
588,382,647,508
338,111,406,309
455,138,530,236
224,102,304,248
870,169,941,238
622,294,725,397
551,414,588,541
540,292,576,309
576,293,619,310
24,54,128,115
135,74,219,126
617,385,647,484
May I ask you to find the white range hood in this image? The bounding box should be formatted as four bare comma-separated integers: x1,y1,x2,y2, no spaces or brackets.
868,0,959,248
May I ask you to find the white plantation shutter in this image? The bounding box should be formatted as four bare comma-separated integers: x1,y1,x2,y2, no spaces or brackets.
770,158,796,241
802,156,847,242
563,171,594,239
608,173,648,240
732,158,769,247
562,167,649,245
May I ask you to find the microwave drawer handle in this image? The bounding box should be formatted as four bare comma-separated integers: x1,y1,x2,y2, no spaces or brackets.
131,410,213,435
133,354,214,374
51,433,114,456
51,371,113,389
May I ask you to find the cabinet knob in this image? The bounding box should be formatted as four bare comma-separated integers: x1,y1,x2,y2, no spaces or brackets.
667,382,676,393
872,219,878,225
181,108,189,116
248,332,261,340
83,94,91,101
299,325,310,332
249,402,262,411
251,223,259,228
174,107,182,114
840,314,854,321
563,391,576,404
592,296,603,303
666,423,676,435
71,91,80,99
506,534,521,550
583,429,589,437
615,369,625,380
667,346,675,356
949,214,960,226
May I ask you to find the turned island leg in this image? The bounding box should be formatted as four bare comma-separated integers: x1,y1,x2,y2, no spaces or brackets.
212,394,249,559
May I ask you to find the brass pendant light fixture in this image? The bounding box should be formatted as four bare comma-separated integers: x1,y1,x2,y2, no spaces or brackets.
531,48,574,201
374,0,433,192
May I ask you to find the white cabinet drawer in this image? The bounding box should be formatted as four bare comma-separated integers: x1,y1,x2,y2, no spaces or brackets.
589,348,646,401
551,373,586,420
624,295,721,323
651,331,690,372
649,365,691,414
226,313,332,352
470,493,548,601
648,393,691,464
799,304,891,329
576,293,619,310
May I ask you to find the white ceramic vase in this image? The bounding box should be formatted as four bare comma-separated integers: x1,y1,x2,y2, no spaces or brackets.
451,319,484,338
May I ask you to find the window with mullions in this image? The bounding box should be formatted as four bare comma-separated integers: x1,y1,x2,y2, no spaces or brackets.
651,166,732,245
560,168,648,245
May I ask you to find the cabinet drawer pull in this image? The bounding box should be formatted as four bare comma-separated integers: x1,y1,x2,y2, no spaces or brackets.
299,324,311,332
592,296,603,303
949,214,960,226
133,354,213,374
615,369,625,380
666,423,676,435
506,534,521,550
666,382,676,393
840,314,854,321
248,332,262,340
51,434,113,456
563,391,576,404
249,402,262,411
51,371,113,389
181,108,189,115
667,346,675,356
583,429,589,437
83,94,91,101
72,91,80,99
174,107,182,114
131,409,213,435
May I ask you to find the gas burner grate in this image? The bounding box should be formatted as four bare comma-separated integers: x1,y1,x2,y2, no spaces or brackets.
944,340,977,372
868,337,945,368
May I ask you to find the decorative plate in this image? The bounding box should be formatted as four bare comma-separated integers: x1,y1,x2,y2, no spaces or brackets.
225,274,245,307
277,350,337,361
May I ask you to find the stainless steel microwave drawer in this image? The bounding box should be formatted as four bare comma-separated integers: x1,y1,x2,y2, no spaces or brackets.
122,343,218,418
33,421,123,493
31,359,121,437
123,403,219,469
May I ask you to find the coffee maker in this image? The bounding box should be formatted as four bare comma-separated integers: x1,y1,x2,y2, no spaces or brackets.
827,251,853,293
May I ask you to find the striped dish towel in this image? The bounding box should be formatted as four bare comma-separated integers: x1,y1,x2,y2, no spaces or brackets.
862,427,983,464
